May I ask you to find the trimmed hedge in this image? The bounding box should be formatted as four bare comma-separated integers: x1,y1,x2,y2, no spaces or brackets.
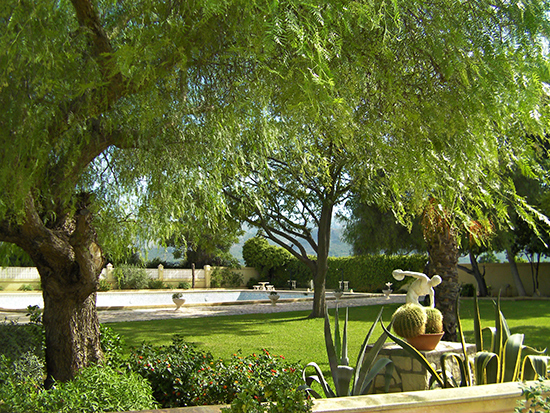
267,253,427,292
325,254,427,292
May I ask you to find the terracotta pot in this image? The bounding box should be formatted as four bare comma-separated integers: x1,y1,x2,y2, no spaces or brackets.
406,332,444,351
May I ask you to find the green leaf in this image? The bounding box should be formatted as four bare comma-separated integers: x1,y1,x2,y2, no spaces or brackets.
324,309,339,388
352,307,387,395
359,358,394,395
521,355,549,381
302,362,336,398
334,305,341,361
456,292,472,386
440,353,468,388
502,333,524,382
341,308,349,366
473,293,483,352
474,351,500,385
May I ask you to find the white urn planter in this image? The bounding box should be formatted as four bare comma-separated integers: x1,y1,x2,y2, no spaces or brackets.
172,294,186,310
269,293,280,305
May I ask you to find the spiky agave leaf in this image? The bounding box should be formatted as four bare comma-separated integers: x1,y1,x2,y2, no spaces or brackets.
521,355,549,381
474,351,499,385
502,333,524,382
352,307,388,395
302,361,336,398
440,353,468,388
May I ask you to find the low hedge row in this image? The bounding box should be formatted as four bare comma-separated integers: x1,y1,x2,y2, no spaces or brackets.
261,252,427,292
325,254,427,292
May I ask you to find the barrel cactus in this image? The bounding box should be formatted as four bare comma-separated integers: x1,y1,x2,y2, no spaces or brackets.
425,307,444,334
391,304,427,339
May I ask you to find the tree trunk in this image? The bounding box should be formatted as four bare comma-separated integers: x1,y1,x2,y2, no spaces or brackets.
427,230,460,342
3,193,105,385
457,251,488,297
310,264,327,318
42,279,103,386
423,203,460,342
506,248,527,296
309,201,333,318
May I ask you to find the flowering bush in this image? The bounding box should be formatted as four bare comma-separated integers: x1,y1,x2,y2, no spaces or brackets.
127,335,210,407
193,349,306,406
127,336,310,411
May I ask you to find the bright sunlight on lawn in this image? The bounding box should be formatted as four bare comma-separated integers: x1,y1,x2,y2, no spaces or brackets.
108,299,550,376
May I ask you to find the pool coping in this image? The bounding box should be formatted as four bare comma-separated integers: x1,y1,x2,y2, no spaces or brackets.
0,290,380,312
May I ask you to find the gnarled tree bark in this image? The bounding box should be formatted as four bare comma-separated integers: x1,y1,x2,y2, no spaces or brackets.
1,193,104,385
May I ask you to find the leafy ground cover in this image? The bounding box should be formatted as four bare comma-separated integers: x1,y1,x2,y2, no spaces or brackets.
108,299,550,379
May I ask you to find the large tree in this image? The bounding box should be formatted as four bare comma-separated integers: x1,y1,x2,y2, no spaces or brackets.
0,0,340,383
2,0,549,382
221,0,550,322
225,121,359,317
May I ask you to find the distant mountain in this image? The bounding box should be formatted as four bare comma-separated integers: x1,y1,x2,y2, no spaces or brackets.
230,220,352,264
144,221,353,265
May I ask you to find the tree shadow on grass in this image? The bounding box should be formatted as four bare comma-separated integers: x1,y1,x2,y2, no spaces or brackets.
109,310,317,350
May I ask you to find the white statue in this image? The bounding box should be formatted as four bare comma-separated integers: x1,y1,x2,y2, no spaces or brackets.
392,269,442,308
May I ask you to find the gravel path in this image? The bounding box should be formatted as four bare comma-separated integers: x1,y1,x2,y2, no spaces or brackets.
1,294,406,324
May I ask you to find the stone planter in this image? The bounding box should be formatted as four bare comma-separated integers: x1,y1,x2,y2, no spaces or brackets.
172,297,186,310
369,341,476,393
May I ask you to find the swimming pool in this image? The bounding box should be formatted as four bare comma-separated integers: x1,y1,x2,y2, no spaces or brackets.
0,289,320,310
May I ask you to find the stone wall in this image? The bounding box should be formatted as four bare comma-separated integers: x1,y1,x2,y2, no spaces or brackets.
370,341,476,393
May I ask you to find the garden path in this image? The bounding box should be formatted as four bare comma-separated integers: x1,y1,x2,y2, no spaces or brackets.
1,294,406,324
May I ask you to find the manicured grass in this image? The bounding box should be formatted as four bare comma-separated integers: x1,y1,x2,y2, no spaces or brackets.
107,299,550,375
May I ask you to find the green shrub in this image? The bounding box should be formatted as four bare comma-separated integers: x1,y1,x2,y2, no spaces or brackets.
98,278,112,291
325,254,427,292
243,237,293,279
100,324,125,368
272,258,312,288
0,363,157,413
516,379,550,413
127,335,211,407
127,336,306,409
113,265,150,289
202,349,308,409
243,239,427,292
18,284,33,291
26,305,43,325
0,321,44,362
178,281,191,289
211,267,243,288
460,283,476,297
11,351,45,383
148,279,167,289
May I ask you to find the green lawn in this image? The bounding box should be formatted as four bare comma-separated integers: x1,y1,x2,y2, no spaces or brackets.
107,299,550,374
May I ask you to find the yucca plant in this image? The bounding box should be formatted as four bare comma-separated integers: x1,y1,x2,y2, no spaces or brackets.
301,306,394,398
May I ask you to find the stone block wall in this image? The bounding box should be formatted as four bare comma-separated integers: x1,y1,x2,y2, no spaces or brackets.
370,341,476,393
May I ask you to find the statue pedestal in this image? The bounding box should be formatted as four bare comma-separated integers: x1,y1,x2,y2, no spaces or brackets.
369,341,476,393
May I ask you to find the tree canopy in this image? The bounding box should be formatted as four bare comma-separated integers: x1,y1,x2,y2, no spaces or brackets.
1,0,550,381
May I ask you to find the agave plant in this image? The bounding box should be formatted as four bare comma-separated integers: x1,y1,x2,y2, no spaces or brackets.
472,292,548,384
382,291,548,389
301,306,394,398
